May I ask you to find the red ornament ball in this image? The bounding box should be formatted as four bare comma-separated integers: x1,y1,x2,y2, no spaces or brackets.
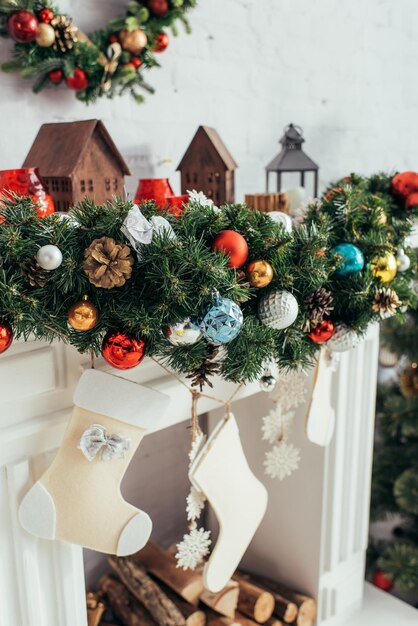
0,322,13,354
7,10,38,43
372,569,393,592
49,69,63,84
405,192,418,210
65,68,89,91
102,331,145,370
130,56,143,69
392,172,418,198
212,230,249,268
148,0,169,17
38,7,54,24
308,320,335,344
153,32,169,52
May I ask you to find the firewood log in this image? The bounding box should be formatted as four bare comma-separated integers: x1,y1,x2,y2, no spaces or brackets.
239,573,316,626
108,557,186,626
232,576,274,623
206,610,240,626
200,580,240,618
133,541,204,605
158,581,207,626
234,573,297,624
86,591,106,626
98,576,156,626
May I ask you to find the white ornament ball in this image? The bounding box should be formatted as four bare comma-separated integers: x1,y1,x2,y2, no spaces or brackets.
397,249,411,272
169,319,202,346
379,346,399,368
36,244,63,271
326,324,361,353
269,211,293,233
258,290,299,330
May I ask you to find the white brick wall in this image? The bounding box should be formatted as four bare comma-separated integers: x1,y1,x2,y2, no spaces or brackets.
1,0,417,201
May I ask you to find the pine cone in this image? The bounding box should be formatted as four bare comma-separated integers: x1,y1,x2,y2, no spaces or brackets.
22,259,48,287
372,287,401,319
187,346,221,390
304,287,334,330
400,366,418,398
51,15,78,52
83,237,134,289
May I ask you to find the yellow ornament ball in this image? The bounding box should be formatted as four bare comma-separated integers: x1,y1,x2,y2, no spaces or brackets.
246,260,274,288
371,252,398,283
119,28,148,54
68,296,99,331
36,23,56,47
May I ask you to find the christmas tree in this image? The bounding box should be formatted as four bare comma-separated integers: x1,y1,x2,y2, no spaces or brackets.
369,295,418,596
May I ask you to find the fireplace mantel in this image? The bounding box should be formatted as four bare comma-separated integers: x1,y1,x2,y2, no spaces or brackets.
0,325,412,625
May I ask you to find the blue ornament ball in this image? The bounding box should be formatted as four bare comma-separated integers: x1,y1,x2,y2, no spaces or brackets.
333,243,364,276
200,296,243,344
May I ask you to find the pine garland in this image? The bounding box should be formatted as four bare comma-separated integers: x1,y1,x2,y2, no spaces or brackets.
0,175,416,386
0,0,197,104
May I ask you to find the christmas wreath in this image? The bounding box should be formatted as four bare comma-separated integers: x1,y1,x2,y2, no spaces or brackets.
0,0,196,103
305,171,418,332
0,174,416,387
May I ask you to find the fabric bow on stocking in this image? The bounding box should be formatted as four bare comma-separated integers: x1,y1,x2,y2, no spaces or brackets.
78,423,131,462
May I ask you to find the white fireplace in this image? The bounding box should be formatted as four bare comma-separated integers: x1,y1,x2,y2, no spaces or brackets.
0,325,416,626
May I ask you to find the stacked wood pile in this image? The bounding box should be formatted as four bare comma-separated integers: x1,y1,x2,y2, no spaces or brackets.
87,541,316,626
244,193,289,214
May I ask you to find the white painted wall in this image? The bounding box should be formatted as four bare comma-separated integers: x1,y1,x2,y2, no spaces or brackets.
1,0,417,200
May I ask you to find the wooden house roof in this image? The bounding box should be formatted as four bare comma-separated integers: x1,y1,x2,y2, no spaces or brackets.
177,126,238,171
23,119,131,177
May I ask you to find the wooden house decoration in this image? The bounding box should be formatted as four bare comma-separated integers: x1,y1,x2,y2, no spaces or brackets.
23,119,131,211
177,126,237,205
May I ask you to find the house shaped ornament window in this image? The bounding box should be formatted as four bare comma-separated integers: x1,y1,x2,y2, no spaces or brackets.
265,124,319,197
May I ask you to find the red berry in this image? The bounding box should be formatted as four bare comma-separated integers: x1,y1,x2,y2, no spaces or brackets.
148,0,169,18
109,34,119,43
38,8,54,24
65,67,89,91
49,69,63,84
7,10,38,43
130,56,143,68
153,32,169,52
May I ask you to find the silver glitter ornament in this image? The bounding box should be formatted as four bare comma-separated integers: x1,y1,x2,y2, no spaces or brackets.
259,373,277,392
169,319,202,346
269,211,293,233
326,323,361,353
396,249,411,272
258,290,299,330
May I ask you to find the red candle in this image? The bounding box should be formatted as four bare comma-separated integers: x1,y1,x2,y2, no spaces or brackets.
0,168,55,218
134,178,174,208
166,194,189,216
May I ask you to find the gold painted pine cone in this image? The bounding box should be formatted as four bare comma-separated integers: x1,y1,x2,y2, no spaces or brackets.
83,236,134,289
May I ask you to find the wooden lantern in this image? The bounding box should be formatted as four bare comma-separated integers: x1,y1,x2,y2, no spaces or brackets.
177,126,237,205
23,119,131,211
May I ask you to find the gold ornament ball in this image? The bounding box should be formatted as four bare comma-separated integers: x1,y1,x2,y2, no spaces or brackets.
36,23,56,47
371,252,398,283
246,260,274,288
376,207,387,225
68,296,99,331
119,28,147,54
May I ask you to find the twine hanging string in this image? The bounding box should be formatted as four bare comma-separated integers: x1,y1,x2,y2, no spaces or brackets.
150,356,243,440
